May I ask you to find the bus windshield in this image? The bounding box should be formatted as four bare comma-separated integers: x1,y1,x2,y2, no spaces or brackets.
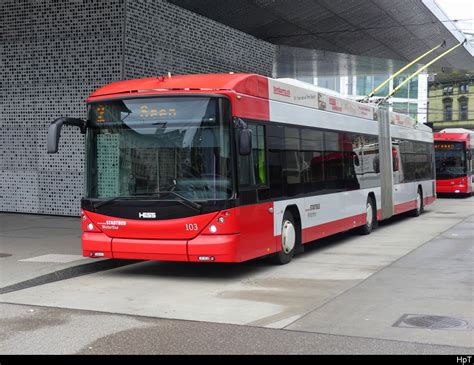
85,97,232,201
435,141,467,180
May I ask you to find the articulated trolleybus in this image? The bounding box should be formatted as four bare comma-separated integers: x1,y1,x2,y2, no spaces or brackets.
48,74,436,264
434,128,474,196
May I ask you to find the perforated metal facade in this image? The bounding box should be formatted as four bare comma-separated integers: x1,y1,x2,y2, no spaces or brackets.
1,0,275,216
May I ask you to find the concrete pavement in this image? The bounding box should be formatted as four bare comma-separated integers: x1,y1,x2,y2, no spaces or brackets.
0,213,90,288
1,197,473,354
0,213,136,293
2,198,472,326
0,302,471,354
287,214,474,348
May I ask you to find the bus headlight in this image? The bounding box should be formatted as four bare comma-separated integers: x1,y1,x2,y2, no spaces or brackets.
81,210,102,233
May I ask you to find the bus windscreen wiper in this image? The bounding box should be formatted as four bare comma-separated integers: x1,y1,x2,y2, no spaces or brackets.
92,196,135,209
132,192,202,211
151,191,202,211
92,193,202,212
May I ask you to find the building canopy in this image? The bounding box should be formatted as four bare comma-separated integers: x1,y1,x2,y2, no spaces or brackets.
170,0,474,74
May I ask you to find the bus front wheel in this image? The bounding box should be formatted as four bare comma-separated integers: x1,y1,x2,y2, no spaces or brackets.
269,211,297,265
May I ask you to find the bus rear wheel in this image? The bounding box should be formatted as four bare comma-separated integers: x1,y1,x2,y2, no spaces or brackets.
357,196,375,235
410,188,424,217
269,211,297,265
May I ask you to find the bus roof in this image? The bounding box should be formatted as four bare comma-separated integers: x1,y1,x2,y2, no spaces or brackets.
434,128,474,143
87,73,426,132
87,73,268,100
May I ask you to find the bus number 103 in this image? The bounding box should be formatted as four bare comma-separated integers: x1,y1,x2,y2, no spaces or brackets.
185,224,199,231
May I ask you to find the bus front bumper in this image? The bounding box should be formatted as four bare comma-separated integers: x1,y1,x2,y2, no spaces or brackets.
436,183,469,194
437,186,468,194
436,177,470,194
82,232,241,263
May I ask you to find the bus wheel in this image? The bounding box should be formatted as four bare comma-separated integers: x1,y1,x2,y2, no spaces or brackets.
357,196,375,235
269,211,296,265
410,188,424,217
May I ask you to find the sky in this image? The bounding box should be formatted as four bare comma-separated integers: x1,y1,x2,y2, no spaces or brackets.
436,0,474,33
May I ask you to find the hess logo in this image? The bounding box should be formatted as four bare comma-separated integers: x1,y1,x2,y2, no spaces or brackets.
139,212,156,219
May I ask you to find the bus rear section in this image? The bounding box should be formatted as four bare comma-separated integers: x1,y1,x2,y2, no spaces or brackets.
48,73,436,265
434,129,474,196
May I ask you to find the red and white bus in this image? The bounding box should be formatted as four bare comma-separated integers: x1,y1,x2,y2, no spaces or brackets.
48,74,436,264
434,128,474,196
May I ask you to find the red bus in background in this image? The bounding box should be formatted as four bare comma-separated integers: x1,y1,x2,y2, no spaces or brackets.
47,74,436,265
434,129,474,196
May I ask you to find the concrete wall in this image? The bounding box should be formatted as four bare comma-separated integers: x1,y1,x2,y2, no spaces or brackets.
0,0,275,216
124,0,274,78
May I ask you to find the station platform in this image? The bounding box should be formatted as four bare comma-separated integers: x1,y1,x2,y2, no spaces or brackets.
0,213,134,293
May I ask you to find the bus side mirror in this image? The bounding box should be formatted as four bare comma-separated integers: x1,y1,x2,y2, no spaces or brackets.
239,128,252,156
47,117,86,153
467,150,472,161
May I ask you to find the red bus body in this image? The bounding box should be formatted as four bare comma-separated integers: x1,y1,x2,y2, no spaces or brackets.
68,74,437,263
434,129,474,195
82,75,274,262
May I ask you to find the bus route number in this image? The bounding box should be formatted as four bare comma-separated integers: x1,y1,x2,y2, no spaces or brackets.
185,224,199,231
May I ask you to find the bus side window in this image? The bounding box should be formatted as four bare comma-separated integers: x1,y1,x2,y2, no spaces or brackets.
301,128,324,194
392,147,400,172
282,127,303,196
471,149,474,175
267,125,284,198
342,133,360,191
323,131,345,191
